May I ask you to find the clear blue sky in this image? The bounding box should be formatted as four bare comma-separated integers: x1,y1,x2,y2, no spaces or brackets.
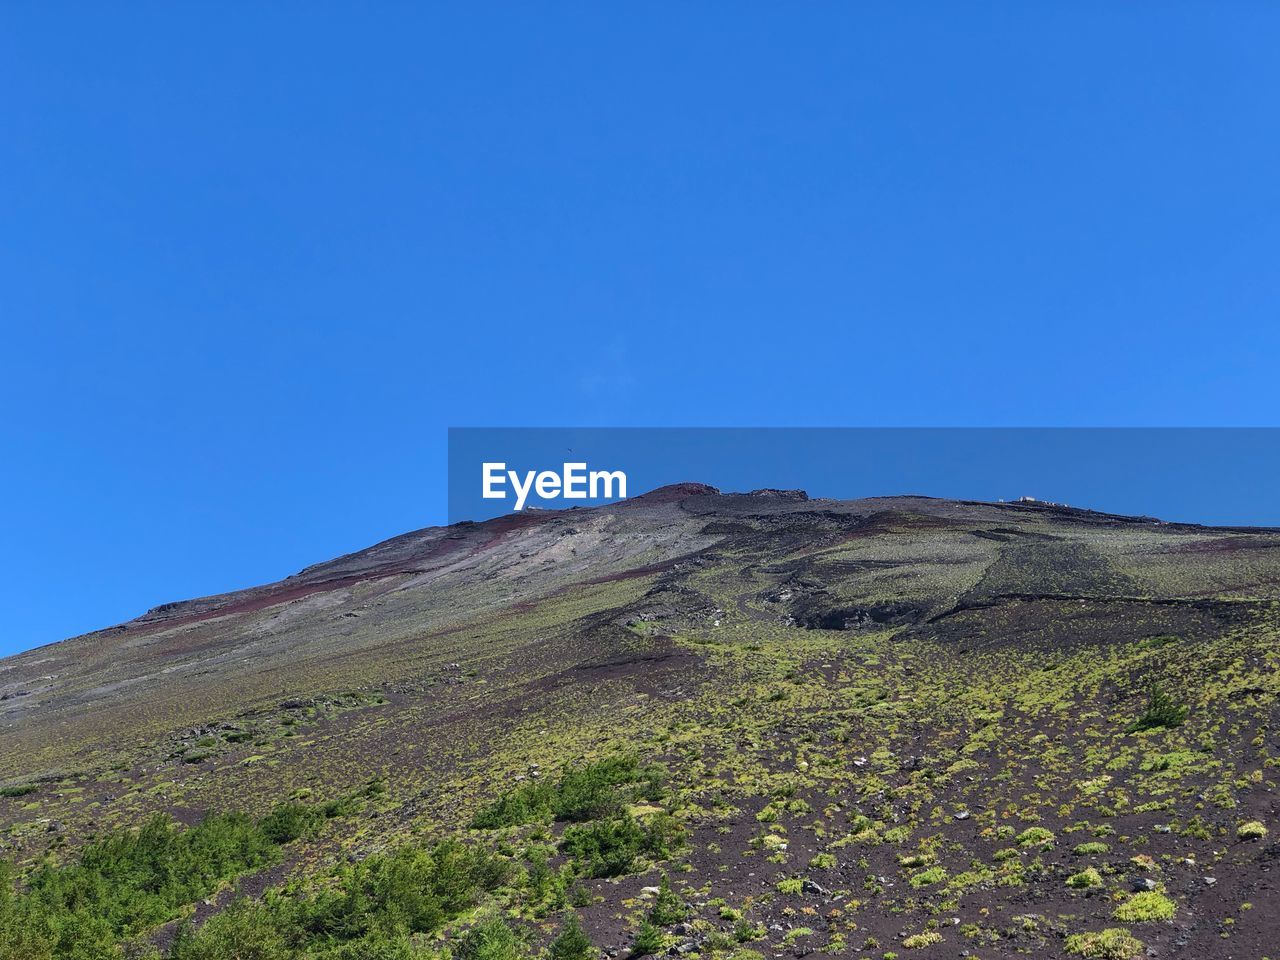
2,5,1279,655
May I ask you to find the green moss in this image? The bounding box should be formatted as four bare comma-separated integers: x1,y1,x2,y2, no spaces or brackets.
1237,820,1267,840
1067,867,1103,889
1073,842,1109,855
902,931,943,949
909,866,946,888
1015,827,1055,848
1064,928,1144,959
1113,891,1176,922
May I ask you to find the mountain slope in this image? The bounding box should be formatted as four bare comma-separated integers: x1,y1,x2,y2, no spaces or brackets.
3,487,1279,958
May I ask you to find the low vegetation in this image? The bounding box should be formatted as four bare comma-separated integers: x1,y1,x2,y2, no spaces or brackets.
1,809,297,957
1067,867,1103,889
1113,891,1176,922
471,756,664,829
1128,682,1189,732
1236,820,1267,840
170,838,511,958
1064,928,1144,959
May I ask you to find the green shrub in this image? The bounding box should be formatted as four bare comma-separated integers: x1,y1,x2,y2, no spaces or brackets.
562,817,645,878
2,812,288,960
553,756,655,822
472,781,556,829
169,899,292,960
781,927,813,945
171,838,510,957
457,917,527,960
320,791,366,819
322,839,510,933
521,844,566,912
257,803,322,844
647,874,689,926
561,813,682,878
0,863,55,960
547,910,596,960
472,756,664,830
1127,683,1188,732
631,919,665,957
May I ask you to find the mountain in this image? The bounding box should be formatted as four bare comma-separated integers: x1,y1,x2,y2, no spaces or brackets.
2,486,1278,958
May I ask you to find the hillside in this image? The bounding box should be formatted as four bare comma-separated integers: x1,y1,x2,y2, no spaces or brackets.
2,486,1279,959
